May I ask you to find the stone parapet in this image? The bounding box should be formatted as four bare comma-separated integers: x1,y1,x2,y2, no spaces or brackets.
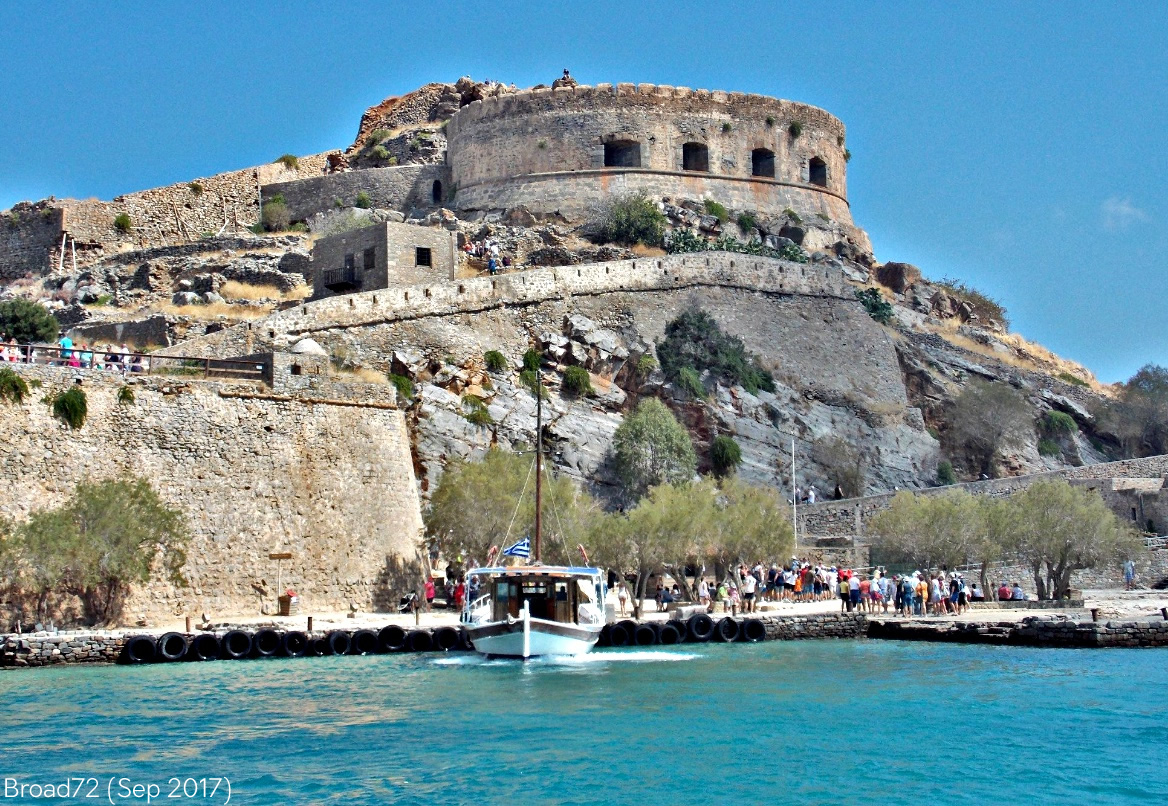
867,616,1168,648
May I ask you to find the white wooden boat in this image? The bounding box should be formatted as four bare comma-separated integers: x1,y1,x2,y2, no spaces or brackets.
462,565,606,658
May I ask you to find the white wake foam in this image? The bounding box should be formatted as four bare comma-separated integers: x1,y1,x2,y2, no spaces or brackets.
431,650,698,667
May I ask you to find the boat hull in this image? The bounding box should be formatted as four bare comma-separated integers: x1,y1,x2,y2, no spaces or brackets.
466,618,600,658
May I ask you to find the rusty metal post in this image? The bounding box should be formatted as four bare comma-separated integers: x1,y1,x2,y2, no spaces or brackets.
1161,607,1167,621
204,357,210,379
1090,608,1099,623
185,616,192,633
307,616,313,632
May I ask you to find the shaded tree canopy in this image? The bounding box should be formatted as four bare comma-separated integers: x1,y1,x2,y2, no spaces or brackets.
610,397,696,500
656,309,775,395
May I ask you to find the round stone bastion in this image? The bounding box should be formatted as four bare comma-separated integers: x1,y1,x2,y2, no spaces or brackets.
446,82,853,224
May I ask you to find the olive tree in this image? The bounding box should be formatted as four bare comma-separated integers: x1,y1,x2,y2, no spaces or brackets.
946,379,1032,477
610,397,696,500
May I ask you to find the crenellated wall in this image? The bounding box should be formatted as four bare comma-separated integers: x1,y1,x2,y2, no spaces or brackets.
446,82,852,222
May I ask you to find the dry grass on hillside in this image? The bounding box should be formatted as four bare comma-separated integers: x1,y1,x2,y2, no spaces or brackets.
925,319,1106,393
334,367,387,385
155,301,273,321
630,244,667,258
219,280,310,302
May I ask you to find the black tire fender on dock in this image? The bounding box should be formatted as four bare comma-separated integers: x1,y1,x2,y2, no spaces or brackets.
608,622,631,647
351,629,378,655
309,637,330,656
124,635,157,664
326,631,351,656
407,629,433,652
433,626,460,651
686,613,715,642
714,617,740,642
666,620,689,642
378,625,408,652
597,624,612,647
189,633,220,662
253,629,281,658
658,623,683,645
221,630,253,660
156,632,188,662
633,622,659,646
742,618,767,642
281,631,308,657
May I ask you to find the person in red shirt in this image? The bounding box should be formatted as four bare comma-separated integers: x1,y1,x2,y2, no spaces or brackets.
997,583,1012,602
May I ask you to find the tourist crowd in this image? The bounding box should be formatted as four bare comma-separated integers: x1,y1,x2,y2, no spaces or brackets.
462,238,513,276
0,335,150,374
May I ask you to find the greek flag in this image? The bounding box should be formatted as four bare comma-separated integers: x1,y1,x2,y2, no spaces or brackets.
502,537,531,559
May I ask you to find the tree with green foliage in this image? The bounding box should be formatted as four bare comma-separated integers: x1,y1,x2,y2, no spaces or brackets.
0,298,59,344
591,192,666,247
946,379,1031,477
870,489,985,574
706,477,794,572
0,367,30,404
611,397,696,499
6,477,188,625
936,460,957,486
426,449,601,567
812,436,865,498
656,309,775,395
1098,363,1168,457
709,435,742,477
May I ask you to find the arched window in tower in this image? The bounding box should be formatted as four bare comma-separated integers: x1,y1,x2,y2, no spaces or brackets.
808,157,828,187
432,180,443,204
604,140,642,168
751,148,775,178
682,142,709,172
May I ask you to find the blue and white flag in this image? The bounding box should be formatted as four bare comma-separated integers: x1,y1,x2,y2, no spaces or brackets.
502,537,531,559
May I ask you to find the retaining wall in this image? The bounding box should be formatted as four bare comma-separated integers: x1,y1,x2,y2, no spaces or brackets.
262,164,450,223
867,616,1168,648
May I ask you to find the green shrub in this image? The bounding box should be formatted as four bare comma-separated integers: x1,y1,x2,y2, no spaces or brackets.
677,366,705,399
522,348,541,373
462,395,494,426
355,191,372,209
188,182,203,196
936,460,956,486
592,192,666,247
856,288,894,324
1037,438,1061,457
783,207,802,224
249,222,265,235
936,277,1010,329
1058,372,1089,388
844,149,852,162
276,154,298,170
484,350,508,373
87,294,113,306
665,229,808,264
736,212,757,233
0,367,29,404
387,156,398,166
365,128,390,146
0,298,59,343
721,122,732,133
52,386,87,429
371,145,390,161
765,115,776,126
117,385,134,406
562,366,593,397
261,199,290,232
710,435,742,476
788,121,803,138
538,139,548,149
703,199,728,223
1043,410,1077,436
113,213,132,233
389,373,414,401
636,354,658,378
658,309,775,395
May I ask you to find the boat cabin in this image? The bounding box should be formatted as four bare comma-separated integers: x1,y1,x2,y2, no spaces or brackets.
469,567,604,625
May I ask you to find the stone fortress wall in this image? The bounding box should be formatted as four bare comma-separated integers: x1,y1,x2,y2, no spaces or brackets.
0,362,424,626
0,153,334,277
445,83,853,223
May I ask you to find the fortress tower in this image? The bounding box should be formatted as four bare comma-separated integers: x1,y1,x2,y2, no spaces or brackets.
445,82,853,224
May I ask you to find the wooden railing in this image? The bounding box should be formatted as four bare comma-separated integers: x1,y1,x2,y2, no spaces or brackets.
0,344,266,381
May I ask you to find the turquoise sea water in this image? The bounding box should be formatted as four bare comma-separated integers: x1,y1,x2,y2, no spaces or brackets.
1,641,1167,804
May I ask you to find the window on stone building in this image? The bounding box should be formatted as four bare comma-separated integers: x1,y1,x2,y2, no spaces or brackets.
432,180,443,204
363,247,376,271
344,253,355,270
809,157,827,187
751,148,776,178
604,140,642,168
291,364,302,376
416,247,432,267
682,142,709,172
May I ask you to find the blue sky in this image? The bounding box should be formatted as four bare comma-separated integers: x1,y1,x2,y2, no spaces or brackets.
1,1,1165,383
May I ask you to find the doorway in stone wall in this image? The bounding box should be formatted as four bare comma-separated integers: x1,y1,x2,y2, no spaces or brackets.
809,157,827,187
432,180,443,204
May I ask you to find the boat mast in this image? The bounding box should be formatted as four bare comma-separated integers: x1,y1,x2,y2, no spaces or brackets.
534,370,542,564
